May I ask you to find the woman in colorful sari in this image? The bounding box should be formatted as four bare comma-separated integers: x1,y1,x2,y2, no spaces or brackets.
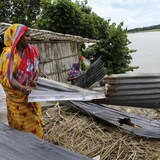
0,24,44,139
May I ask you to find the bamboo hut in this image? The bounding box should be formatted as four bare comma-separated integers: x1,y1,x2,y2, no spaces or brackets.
0,23,96,83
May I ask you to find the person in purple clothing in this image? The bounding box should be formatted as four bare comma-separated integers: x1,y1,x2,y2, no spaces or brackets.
67,62,81,84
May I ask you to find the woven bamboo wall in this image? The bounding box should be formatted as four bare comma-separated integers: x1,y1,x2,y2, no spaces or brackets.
32,41,80,83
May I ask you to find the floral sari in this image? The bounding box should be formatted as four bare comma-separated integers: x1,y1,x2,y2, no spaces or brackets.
0,24,44,139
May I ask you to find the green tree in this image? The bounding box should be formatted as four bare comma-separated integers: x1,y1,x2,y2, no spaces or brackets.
37,0,111,39
75,0,92,14
74,0,109,39
37,0,137,74
0,0,41,27
85,22,137,74
37,0,84,35
0,0,11,23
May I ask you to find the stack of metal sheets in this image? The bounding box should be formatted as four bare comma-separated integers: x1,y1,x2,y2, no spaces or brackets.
74,56,105,88
105,73,160,108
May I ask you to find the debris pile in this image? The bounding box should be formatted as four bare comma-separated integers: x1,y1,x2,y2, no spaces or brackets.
42,103,160,160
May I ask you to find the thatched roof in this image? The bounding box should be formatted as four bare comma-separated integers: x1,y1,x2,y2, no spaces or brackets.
0,23,96,43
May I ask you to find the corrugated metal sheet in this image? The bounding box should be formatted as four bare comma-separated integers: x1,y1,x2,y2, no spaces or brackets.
74,56,105,88
0,85,8,125
0,121,91,160
64,101,160,139
104,73,160,108
0,84,6,109
27,74,160,139
28,77,105,102
0,23,96,43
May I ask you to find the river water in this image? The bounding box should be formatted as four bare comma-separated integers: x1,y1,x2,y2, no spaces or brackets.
128,31,160,73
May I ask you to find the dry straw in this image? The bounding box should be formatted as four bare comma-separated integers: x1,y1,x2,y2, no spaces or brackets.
42,103,160,160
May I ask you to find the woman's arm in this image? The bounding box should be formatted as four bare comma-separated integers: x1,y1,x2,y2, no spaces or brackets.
11,77,31,95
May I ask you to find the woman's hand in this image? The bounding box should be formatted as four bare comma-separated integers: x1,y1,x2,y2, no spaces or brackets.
31,81,38,89
11,77,32,95
21,86,32,95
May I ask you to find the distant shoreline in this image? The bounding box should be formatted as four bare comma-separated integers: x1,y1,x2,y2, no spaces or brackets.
128,29,160,34
128,24,160,33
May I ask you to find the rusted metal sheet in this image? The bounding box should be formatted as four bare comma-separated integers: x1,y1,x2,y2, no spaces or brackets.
64,101,160,139
74,56,105,88
0,121,91,160
104,73,160,108
28,77,105,102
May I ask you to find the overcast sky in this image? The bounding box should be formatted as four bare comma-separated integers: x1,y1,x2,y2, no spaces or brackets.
75,0,160,29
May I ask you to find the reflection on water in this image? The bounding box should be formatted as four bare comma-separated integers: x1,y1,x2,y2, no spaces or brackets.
128,31,160,73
